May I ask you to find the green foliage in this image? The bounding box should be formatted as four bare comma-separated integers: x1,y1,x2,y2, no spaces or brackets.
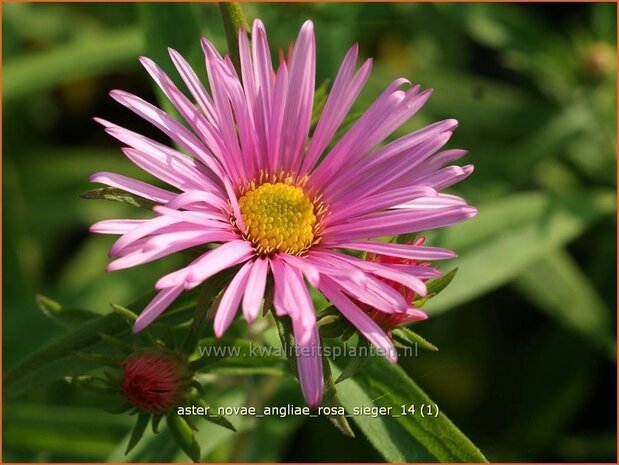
4,28,142,102
334,356,487,462
426,191,615,314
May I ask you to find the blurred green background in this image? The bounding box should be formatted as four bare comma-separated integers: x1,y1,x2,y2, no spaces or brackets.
3,2,617,462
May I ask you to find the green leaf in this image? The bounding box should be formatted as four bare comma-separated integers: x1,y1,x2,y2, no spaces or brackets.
126,412,151,455
322,358,355,437
166,413,202,462
334,356,487,462
65,375,118,395
192,396,237,432
80,186,157,209
98,332,138,355
4,28,142,102
4,311,126,398
392,327,439,352
152,414,164,434
183,272,233,354
335,337,370,383
414,268,458,307
105,402,134,415
513,248,615,358
4,402,132,460
426,191,615,314
73,351,122,368
274,314,298,375
36,294,99,328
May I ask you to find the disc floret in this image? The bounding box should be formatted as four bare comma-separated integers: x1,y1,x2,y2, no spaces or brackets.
238,180,320,255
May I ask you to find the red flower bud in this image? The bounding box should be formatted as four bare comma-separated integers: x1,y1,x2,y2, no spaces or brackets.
361,238,431,332
121,349,191,414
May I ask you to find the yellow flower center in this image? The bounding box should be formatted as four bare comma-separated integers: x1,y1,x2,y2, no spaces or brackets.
239,182,317,255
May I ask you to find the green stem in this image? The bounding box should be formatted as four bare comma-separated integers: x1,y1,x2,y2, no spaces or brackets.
218,2,249,75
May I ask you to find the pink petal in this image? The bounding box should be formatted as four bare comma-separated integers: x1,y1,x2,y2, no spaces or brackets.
319,277,397,363
133,285,185,333
90,219,146,235
214,262,253,337
97,119,223,194
412,164,475,190
292,322,323,408
267,62,289,174
108,90,226,180
89,172,174,204
326,186,437,226
301,45,372,174
325,130,454,204
323,206,478,242
326,241,457,261
107,230,237,271
165,191,229,214
182,240,254,290
168,48,219,126
242,257,269,324
110,215,180,257
280,20,315,173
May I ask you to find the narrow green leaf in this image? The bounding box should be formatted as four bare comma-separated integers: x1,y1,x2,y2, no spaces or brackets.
392,327,439,352
98,332,137,355
167,413,202,462
513,248,615,358
334,355,487,462
335,338,370,383
126,412,151,455
110,304,138,323
73,351,122,368
36,294,99,328
151,414,164,434
322,357,355,437
427,191,615,314
65,375,117,395
274,314,298,375
192,397,237,432
105,401,134,415
414,268,458,307
191,337,284,375
183,271,233,353
4,28,142,102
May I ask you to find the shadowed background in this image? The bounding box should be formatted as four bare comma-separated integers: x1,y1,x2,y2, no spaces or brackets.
3,2,617,462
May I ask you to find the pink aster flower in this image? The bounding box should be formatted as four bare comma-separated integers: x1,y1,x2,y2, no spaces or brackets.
90,19,476,407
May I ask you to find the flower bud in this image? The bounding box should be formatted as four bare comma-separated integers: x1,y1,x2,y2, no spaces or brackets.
361,238,431,332
121,349,192,414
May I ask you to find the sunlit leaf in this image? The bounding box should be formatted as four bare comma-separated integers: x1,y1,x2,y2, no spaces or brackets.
334,355,487,462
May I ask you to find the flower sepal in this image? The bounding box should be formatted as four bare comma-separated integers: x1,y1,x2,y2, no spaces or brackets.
413,267,459,308
392,327,439,352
